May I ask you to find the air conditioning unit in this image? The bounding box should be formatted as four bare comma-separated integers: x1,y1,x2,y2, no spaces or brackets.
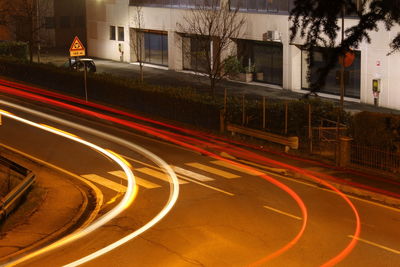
263,30,281,42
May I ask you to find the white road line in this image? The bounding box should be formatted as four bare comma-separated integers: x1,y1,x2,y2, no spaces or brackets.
238,159,288,175
210,160,260,176
348,235,400,254
108,170,161,189
122,155,234,196
136,167,188,184
171,166,214,182
185,162,240,179
81,174,127,192
263,205,302,220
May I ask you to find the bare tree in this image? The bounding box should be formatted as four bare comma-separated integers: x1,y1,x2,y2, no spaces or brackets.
7,0,51,63
129,2,145,83
178,0,245,95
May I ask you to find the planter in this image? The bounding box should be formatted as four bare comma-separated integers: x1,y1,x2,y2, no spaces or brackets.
256,72,264,81
237,72,253,83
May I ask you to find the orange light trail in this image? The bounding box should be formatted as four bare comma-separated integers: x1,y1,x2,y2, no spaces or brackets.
0,80,365,265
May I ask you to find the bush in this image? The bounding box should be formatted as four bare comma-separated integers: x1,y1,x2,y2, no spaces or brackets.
350,111,400,150
0,58,222,130
0,41,28,60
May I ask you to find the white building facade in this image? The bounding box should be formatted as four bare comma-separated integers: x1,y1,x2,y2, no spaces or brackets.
86,0,400,110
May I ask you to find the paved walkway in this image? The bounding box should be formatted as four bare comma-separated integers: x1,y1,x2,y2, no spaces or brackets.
38,48,400,115
0,148,88,262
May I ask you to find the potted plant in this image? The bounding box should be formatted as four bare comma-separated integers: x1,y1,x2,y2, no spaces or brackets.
238,63,255,82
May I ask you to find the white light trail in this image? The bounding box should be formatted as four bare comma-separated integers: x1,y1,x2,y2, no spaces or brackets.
0,100,180,266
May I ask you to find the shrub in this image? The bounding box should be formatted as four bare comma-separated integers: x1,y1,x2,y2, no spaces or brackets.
0,41,28,60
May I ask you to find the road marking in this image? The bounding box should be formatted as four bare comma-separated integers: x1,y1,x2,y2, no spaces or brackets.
263,205,302,220
171,166,214,182
122,155,234,196
238,159,288,175
136,167,188,184
210,160,260,176
348,235,400,254
81,174,127,192
185,162,240,179
108,170,161,189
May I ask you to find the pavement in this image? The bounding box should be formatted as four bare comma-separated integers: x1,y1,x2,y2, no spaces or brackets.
0,48,399,261
0,146,92,263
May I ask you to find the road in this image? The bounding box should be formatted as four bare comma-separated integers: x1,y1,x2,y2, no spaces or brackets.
0,89,399,267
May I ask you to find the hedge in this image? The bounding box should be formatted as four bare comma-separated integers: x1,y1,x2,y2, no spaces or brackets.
0,42,28,60
0,58,221,129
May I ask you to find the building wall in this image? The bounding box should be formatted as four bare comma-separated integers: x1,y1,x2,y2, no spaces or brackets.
85,1,400,110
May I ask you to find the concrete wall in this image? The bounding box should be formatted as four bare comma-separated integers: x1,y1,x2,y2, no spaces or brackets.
85,1,400,110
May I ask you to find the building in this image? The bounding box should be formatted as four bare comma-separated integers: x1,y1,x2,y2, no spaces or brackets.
86,0,400,110
0,0,86,50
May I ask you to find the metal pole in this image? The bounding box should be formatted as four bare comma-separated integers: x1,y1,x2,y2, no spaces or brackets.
284,102,288,135
262,96,266,129
36,0,41,63
340,4,345,110
84,63,88,102
242,94,245,126
309,103,312,153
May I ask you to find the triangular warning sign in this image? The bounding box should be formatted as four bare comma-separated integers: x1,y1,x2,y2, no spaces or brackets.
69,36,85,51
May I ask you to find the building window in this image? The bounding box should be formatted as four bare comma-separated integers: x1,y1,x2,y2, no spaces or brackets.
45,17,55,29
230,0,291,13
60,16,70,28
110,26,116,40
183,36,210,73
129,0,220,8
74,16,85,27
237,39,283,86
118,26,124,41
301,47,361,99
140,32,168,66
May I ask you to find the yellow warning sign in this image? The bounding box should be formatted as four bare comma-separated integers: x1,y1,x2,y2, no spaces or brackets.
69,36,85,57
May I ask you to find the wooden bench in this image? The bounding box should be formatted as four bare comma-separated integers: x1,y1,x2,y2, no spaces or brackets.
226,124,299,150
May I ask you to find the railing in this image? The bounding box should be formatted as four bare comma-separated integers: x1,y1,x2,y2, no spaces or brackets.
0,156,36,221
350,144,400,173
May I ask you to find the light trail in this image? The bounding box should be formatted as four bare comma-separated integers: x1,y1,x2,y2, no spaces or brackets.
0,109,137,266
0,84,308,264
0,101,180,266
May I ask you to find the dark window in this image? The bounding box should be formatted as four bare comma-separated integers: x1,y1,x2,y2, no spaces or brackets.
45,17,55,29
110,26,116,40
142,32,168,66
74,16,85,27
183,36,210,73
129,0,220,8
118,26,124,41
237,39,283,85
60,16,70,28
230,0,291,13
301,47,361,99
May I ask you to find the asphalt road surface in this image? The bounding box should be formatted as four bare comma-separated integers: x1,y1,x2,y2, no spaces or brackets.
0,93,399,267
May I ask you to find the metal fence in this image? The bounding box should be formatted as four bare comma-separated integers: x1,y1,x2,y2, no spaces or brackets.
350,144,400,173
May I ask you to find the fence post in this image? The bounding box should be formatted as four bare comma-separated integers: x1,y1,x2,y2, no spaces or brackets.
339,136,353,167
284,102,288,135
262,96,266,129
308,103,312,153
220,88,227,134
242,94,245,126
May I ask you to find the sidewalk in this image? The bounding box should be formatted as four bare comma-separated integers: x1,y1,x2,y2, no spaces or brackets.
0,148,89,262
38,48,400,115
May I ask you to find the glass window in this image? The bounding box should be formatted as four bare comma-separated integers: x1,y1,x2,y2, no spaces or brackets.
301,47,361,99
74,16,85,27
45,17,55,29
60,16,70,28
142,32,168,66
183,36,210,73
110,26,116,40
118,26,124,41
237,39,283,85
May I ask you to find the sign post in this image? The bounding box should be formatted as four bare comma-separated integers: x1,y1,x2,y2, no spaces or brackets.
69,36,88,101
